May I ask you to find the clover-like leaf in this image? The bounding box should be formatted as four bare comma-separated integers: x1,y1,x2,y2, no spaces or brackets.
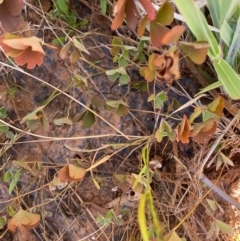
156,119,175,142
138,2,175,47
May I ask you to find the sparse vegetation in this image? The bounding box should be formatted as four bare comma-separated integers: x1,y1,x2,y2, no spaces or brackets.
0,0,240,240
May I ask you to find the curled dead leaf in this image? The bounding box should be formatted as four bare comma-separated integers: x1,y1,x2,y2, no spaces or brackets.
58,164,86,183
191,118,217,143
0,34,45,69
154,49,181,84
8,210,40,232
176,115,190,144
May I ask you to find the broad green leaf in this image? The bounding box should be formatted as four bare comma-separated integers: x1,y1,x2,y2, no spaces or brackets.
107,72,119,82
117,104,128,116
117,67,127,75
155,1,174,25
213,58,240,100
0,124,8,135
26,119,39,130
73,38,89,54
173,0,220,58
0,216,6,229
106,69,118,76
7,206,17,217
219,152,234,166
5,131,14,140
164,230,182,241
21,107,44,123
111,37,123,56
118,56,127,67
54,117,73,126
81,110,95,129
79,19,88,26
100,0,107,15
56,0,69,15
4,170,12,182
206,221,215,239
59,41,71,59
206,199,217,211
215,219,234,234
156,119,175,142
9,170,21,194
0,106,7,119
41,114,49,131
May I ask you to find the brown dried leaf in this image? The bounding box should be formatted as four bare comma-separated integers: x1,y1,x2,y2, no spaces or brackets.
154,50,181,84
1,34,45,69
191,119,217,143
58,164,86,183
8,210,40,232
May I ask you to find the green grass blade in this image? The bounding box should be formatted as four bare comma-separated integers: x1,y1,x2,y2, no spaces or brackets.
219,0,234,23
207,0,220,28
225,16,240,65
149,193,163,240
221,0,240,22
220,20,233,47
196,81,222,96
213,58,240,100
173,0,220,58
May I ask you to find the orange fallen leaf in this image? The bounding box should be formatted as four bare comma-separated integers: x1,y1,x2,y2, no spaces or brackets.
176,115,191,144
162,25,185,45
58,164,86,183
8,210,40,232
0,34,45,69
111,0,155,30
